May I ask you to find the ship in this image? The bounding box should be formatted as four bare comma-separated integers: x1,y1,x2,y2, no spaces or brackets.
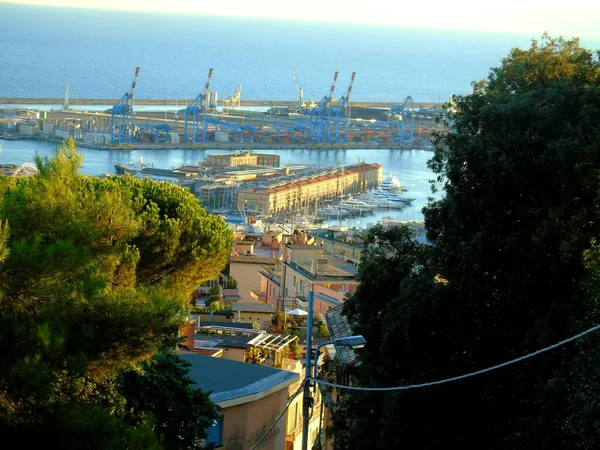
379,172,403,192
114,157,153,175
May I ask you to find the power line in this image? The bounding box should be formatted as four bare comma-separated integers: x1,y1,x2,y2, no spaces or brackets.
311,323,600,392
250,382,305,450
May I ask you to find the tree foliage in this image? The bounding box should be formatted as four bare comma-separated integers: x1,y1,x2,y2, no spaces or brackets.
331,35,600,449
0,139,233,448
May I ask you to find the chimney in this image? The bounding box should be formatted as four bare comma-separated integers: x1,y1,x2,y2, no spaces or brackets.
180,319,196,351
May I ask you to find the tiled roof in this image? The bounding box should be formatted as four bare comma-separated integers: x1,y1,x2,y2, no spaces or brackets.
325,306,361,367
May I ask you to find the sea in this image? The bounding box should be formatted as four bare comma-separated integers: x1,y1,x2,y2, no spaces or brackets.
1,4,599,226
2,3,598,103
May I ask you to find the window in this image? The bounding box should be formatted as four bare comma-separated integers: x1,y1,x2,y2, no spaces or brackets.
293,275,296,287
287,403,298,433
206,415,223,447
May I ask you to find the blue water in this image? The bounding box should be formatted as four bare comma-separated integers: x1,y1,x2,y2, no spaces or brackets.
2,4,597,103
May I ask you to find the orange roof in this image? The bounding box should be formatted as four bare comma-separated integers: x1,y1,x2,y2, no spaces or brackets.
239,163,381,196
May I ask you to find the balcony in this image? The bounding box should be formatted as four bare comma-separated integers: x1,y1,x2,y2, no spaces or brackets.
250,287,267,302
259,268,281,285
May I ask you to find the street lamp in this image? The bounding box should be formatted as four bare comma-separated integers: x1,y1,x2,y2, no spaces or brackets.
301,288,366,450
312,335,366,389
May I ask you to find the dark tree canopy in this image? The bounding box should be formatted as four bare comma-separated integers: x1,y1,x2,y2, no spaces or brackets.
332,35,600,449
0,139,232,448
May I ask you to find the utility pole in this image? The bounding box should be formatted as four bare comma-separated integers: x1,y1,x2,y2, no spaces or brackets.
301,290,314,450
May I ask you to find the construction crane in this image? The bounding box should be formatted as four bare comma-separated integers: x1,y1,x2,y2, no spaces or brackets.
292,69,304,109
106,66,140,144
183,68,214,143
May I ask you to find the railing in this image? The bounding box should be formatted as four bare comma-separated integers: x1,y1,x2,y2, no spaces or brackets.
250,287,267,302
286,260,355,281
259,269,281,285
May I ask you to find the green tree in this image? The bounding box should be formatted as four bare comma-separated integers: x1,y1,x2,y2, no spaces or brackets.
0,139,233,448
331,35,600,449
120,352,218,449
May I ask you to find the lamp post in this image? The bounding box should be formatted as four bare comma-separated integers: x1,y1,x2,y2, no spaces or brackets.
301,290,314,450
312,335,366,390
300,287,366,450
311,335,365,448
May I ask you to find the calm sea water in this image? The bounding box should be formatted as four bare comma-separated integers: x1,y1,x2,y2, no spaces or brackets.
0,139,435,223
3,4,597,103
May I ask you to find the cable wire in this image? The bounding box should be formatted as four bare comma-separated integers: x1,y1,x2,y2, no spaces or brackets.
250,381,305,450
311,323,600,392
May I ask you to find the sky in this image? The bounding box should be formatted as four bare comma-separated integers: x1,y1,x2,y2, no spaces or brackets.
2,0,600,37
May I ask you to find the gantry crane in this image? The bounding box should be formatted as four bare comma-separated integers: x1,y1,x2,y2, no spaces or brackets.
390,95,415,144
106,66,140,144
183,68,214,143
309,71,338,143
328,72,356,143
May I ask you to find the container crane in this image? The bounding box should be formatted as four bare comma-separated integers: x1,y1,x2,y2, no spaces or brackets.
390,95,415,144
324,71,340,141
184,68,214,143
106,66,140,144
309,71,338,144
328,71,356,143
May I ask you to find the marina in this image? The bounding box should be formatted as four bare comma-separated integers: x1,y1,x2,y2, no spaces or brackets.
0,139,436,227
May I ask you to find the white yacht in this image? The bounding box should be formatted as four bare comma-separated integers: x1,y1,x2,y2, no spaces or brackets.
339,196,375,213
379,172,403,191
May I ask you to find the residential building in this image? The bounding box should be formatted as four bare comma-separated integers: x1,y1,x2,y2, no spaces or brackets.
230,249,278,304
231,302,275,330
180,352,300,449
236,162,382,215
258,243,358,316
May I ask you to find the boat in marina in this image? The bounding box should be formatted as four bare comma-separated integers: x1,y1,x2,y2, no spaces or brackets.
114,157,153,175
379,172,403,192
359,188,415,205
339,196,375,213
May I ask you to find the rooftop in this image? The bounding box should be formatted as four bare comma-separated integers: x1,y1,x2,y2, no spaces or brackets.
243,162,381,196
195,329,296,352
325,306,361,367
195,331,258,350
179,353,300,405
286,256,357,280
232,303,275,314
198,320,253,330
